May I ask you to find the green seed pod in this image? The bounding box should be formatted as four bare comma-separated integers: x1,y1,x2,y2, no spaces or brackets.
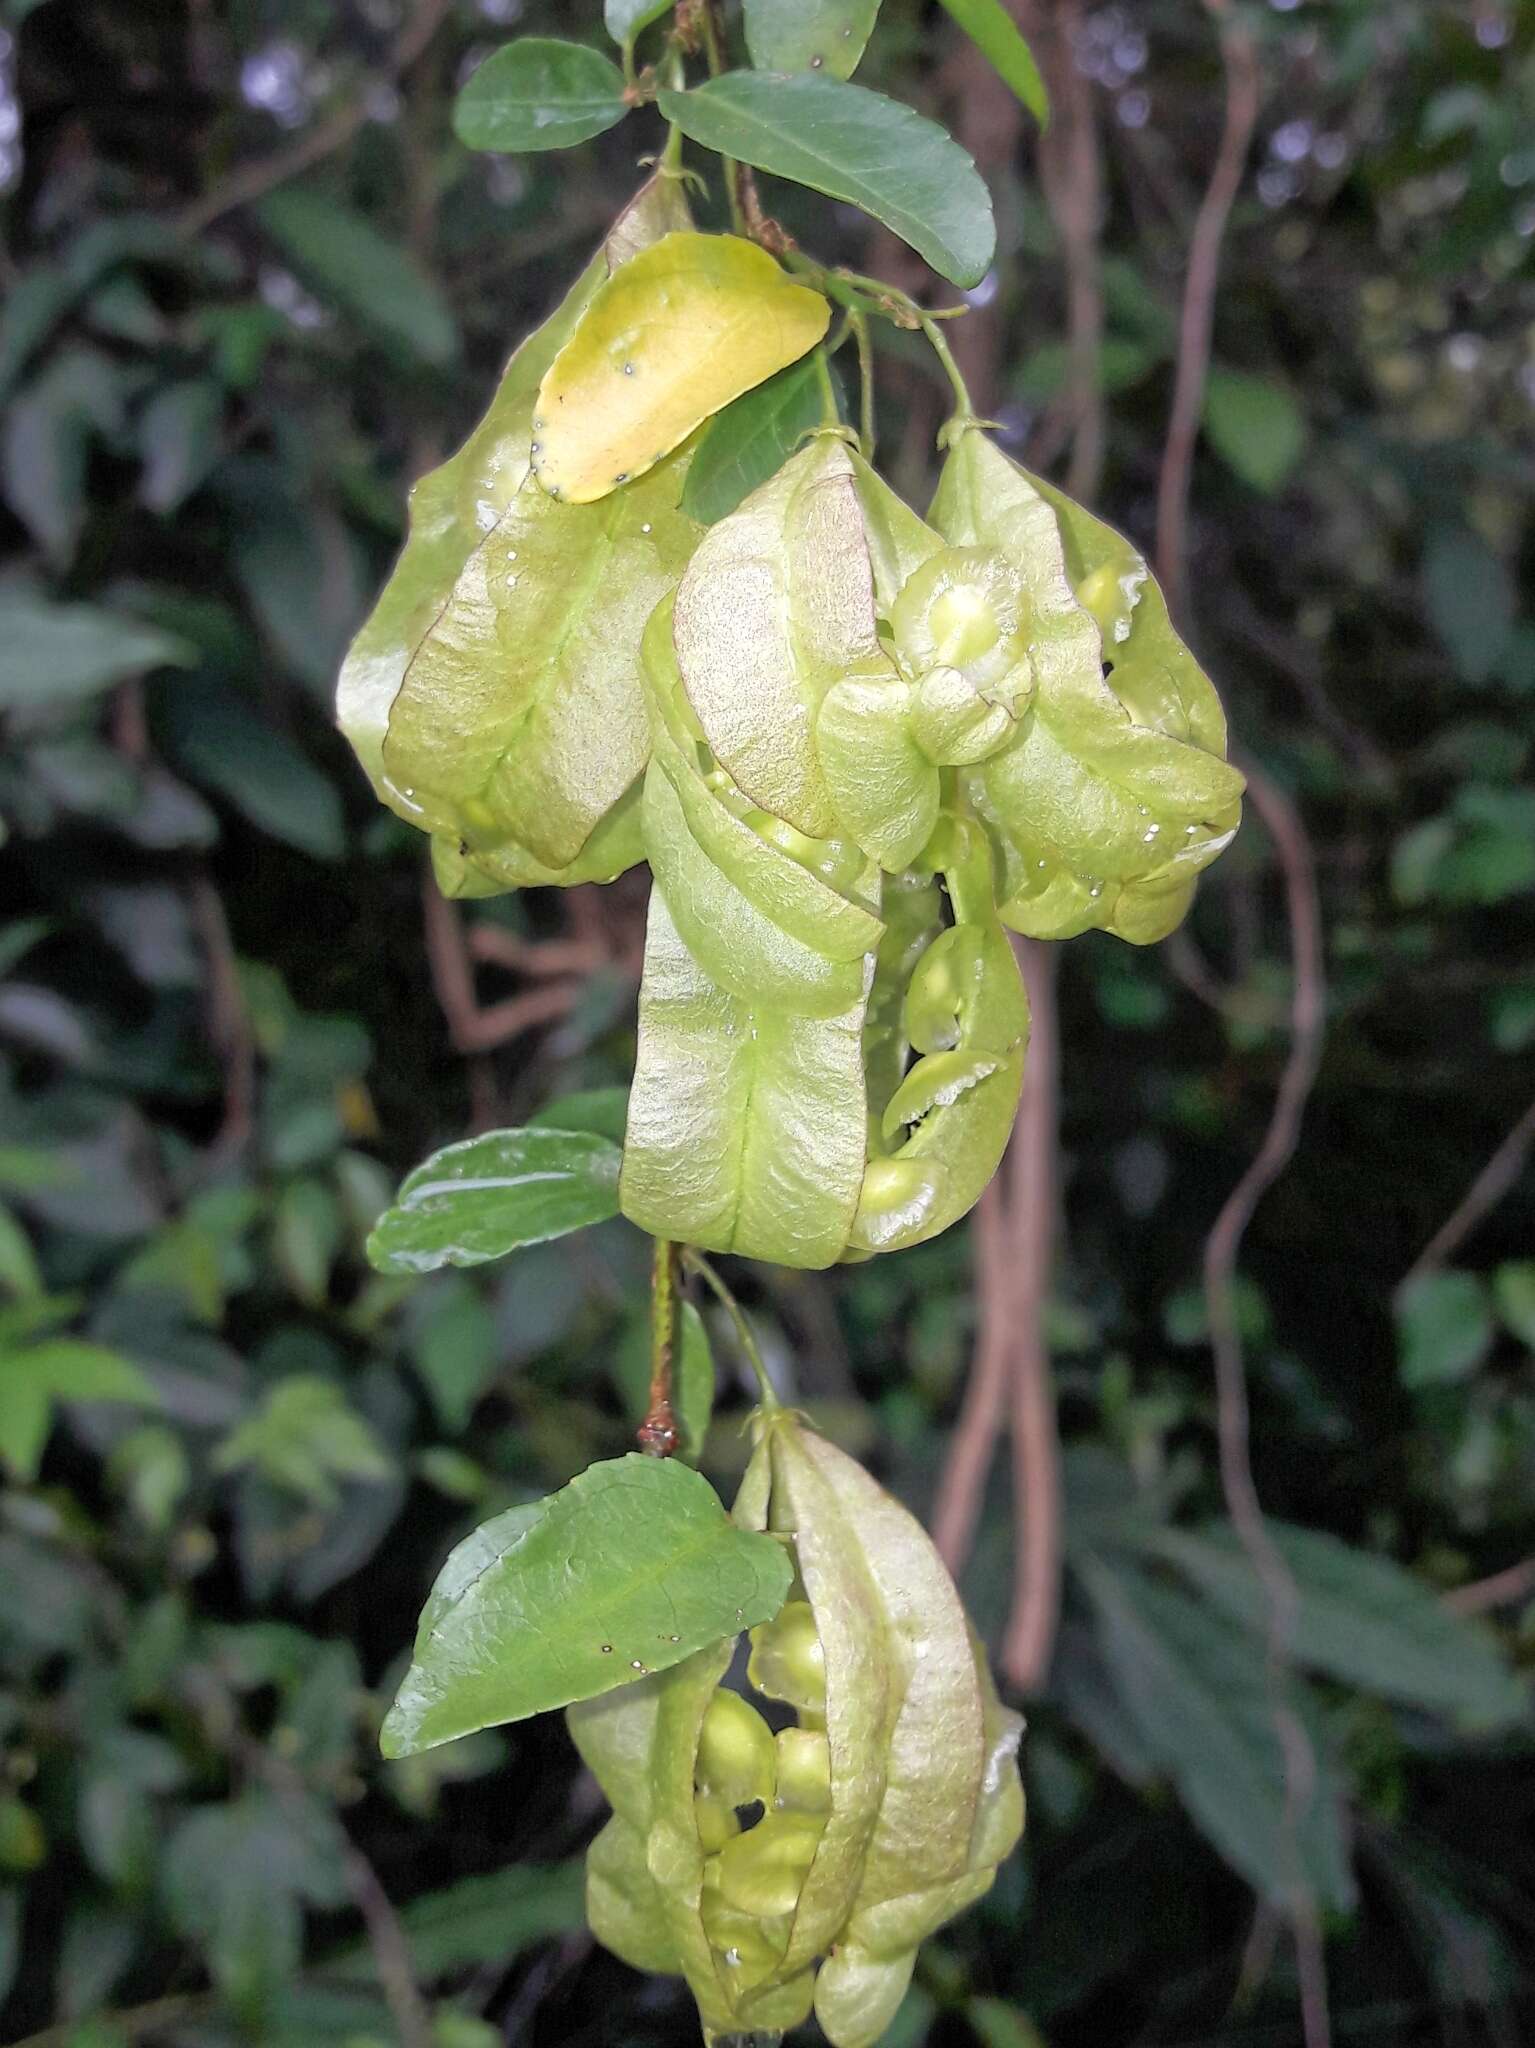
929,425,1244,944
571,1410,1024,2047
335,174,701,892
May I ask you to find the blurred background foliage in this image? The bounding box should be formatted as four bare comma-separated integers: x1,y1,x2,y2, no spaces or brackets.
1,1,1534,2045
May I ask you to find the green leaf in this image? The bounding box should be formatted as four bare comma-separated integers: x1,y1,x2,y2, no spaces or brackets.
1395,1269,1494,1388
934,0,1049,126
157,684,345,861
1422,524,1515,686
256,188,458,367
408,1276,500,1432
1080,1557,1355,1913
0,1341,158,1482
657,73,996,288
1202,369,1307,495
743,0,883,80
528,1087,629,1145
1493,1261,1535,1347
368,1126,623,1276
603,0,673,49
453,38,629,156
0,1207,42,1299
212,1377,394,1507
322,1863,585,1982
681,354,833,524
0,589,193,712
380,1453,793,1754
1145,1522,1527,1728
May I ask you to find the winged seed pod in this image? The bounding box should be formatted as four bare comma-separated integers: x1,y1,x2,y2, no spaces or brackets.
567,1409,1024,2048
930,426,1245,944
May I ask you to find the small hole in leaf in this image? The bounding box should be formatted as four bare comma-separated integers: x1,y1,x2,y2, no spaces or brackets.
735,1799,766,1831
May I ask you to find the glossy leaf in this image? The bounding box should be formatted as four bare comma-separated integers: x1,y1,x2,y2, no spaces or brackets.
743,0,883,80
619,893,869,1269
603,0,674,49
531,232,829,504
657,73,996,288
367,1126,622,1275
527,1087,629,1145
935,0,1048,126
682,353,833,525
380,1454,794,1755
452,38,629,155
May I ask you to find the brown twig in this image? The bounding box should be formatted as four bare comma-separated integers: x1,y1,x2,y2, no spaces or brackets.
420,868,585,1059
1445,1558,1535,1616
639,1238,681,1456
1153,0,1261,619
934,1178,1012,1571
1153,10,1331,2042
1002,937,1064,1694
1018,0,1106,500
1397,1094,1535,1296
177,0,456,238
1198,759,1331,2048
187,874,257,1159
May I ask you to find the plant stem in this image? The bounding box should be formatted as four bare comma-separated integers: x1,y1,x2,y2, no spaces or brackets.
812,347,840,429
850,311,877,459
682,1250,779,1410
916,308,976,423
693,0,748,235
639,1238,681,1456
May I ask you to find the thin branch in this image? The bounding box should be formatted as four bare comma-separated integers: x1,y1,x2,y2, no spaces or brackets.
1002,937,1064,1694
933,1177,1012,1571
1199,759,1331,2048
177,0,456,238
420,868,585,1058
341,1840,436,2048
639,1238,681,1456
1153,0,1261,618
187,875,258,1160
1154,10,1331,2044
1445,1558,1535,1616
1398,1094,1535,1295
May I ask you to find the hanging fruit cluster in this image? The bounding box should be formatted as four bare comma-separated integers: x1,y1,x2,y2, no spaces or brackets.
338,177,1242,1270
567,1406,1024,2048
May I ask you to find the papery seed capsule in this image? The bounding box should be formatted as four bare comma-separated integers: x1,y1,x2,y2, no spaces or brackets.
713,1810,827,1917
696,1689,777,1809
890,546,1029,689
747,1600,826,1715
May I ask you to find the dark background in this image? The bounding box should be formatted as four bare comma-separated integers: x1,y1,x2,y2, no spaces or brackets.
1,3,1533,2046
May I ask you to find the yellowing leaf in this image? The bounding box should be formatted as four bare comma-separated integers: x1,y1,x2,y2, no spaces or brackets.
531,233,830,505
